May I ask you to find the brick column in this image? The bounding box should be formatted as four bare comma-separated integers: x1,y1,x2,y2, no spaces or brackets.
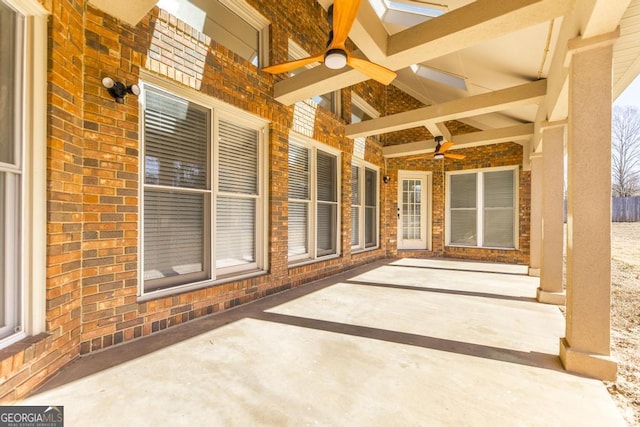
537,125,566,305
560,32,618,381
528,152,542,276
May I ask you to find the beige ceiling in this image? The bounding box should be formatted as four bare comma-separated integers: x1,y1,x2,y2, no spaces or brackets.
90,0,640,156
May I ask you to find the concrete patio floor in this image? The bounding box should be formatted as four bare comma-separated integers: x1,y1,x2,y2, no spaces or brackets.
21,259,626,426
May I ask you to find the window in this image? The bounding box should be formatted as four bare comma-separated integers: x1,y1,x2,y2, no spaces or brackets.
351,162,379,250
288,40,340,114
141,80,267,296
447,167,518,249
0,0,47,348
157,0,269,67
350,92,379,124
288,135,340,263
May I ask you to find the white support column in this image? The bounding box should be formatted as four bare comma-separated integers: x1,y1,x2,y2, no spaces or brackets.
529,152,543,277
537,124,566,304
560,32,618,381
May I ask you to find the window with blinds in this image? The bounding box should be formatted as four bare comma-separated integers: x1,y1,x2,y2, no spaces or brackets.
351,162,378,251
141,84,265,294
1,0,23,343
288,138,340,263
447,168,517,249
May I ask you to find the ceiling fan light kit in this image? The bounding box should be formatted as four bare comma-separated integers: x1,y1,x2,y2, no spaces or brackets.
325,49,348,69
262,0,397,86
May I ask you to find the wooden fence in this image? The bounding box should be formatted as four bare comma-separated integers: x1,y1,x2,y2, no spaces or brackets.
612,197,640,222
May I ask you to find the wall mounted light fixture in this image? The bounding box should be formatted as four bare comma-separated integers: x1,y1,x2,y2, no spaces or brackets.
102,77,140,103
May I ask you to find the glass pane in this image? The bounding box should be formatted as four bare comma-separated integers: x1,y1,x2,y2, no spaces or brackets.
288,144,310,200
365,168,376,207
144,190,207,285
311,93,334,112
218,120,258,195
402,179,422,240
351,102,373,124
450,210,477,246
0,3,18,165
203,1,259,65
351,165,360,205
317,203,337,256
351,209,360,246
484,208,515,248
484,170,514,208
288,202,308,257
0,173,4,326
144,89,209,189
450,174,477,208
216,197,255,268
365,206,376,248
317,151,337,202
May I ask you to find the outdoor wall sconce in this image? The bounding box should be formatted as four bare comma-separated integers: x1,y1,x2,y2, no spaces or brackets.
102,77,140,103
383,175,391,184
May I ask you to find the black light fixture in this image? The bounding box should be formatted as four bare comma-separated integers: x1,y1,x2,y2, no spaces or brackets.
102,77,140,103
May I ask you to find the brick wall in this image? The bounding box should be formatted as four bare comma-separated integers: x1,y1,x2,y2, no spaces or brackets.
0,0,531,402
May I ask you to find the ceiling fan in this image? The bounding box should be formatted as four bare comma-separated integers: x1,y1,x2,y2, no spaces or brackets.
407,136,466,160
261,0,397,85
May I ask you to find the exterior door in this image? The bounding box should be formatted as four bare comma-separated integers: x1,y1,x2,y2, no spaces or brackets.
398,171,430,250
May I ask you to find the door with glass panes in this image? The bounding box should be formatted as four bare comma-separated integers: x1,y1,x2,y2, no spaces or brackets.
397,171,430,250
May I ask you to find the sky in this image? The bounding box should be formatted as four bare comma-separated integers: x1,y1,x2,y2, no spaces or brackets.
614,74,640,108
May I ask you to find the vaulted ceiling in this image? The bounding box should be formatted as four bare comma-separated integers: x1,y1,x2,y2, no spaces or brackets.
91,0,640,157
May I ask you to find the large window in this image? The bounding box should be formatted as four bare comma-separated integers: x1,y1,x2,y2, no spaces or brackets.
288,136,340,263
447,167,518,249
157,0,269,67
141,81,267,296
1,0,47,348
351,162,379,250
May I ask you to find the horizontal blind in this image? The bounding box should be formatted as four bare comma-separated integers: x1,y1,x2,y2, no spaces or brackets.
317,150,337,202
144,190,207,282
288,201,308,256
483,170,515,248
216,197,256,268
351,165,360,246
450,173,477,246
218,120,258,194
365,168,377,247
317,203,336,256
144,88,209,189
288,144,310,200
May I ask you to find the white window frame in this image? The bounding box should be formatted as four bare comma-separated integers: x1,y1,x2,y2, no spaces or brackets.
287,39,341,115
138,71,269,300
0,0,47,349
445,165,519,250
351,160,379,252
219,0,270,67
288,133,341,264
350,92,380,123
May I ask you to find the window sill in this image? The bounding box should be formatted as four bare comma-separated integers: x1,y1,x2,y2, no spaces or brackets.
288,254,340,269
446,245,517,251
351,246,381,255
138,269,268,302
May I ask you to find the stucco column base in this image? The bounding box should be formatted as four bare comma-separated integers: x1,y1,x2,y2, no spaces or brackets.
529,268,540,277
536,288,565,305
559,338,617,381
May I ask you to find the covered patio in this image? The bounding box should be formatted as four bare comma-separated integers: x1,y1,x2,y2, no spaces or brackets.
22,260,625,426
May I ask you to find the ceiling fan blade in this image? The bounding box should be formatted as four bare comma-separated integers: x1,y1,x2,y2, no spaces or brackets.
347,56,397,85
262,54,324,74
329,0,362,49
439,141,454,153
444,152,466,160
